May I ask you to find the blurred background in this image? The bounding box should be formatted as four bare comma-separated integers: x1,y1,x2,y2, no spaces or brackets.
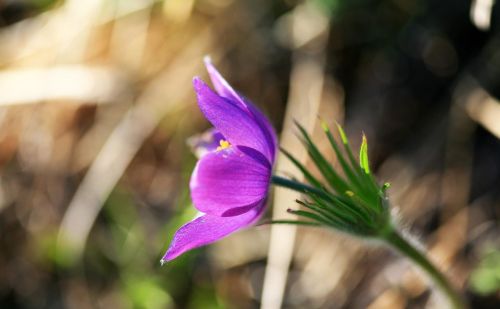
0,0,498,308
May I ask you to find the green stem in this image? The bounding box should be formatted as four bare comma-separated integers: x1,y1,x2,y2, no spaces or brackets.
382,228,466,309
271,175,329,199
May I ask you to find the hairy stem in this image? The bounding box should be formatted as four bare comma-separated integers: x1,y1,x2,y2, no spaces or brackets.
382,228,466,309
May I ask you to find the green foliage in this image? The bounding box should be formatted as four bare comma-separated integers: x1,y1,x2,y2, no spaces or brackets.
38,230,78,269
28,0,58,10
275,122,392,237
124,276,173,309
295,122,350,195
359,135,370,175
311,0,341,17
470,248,500,295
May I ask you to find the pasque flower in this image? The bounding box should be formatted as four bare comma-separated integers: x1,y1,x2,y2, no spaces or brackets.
160,59,464,309
161,58,277,263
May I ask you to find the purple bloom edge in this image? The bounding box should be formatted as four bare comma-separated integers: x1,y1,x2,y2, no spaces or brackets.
161,59,277,263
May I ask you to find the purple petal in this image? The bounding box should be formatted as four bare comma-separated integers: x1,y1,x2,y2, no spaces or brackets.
245,99,278,162
190,145,271,216
193,78,273,162
161,200,266,262
204,56,246,109
203,58,278,162
187,128,225,158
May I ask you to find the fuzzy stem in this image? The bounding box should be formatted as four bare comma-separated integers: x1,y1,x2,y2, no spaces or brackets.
271,175,329,199
382,228,466,309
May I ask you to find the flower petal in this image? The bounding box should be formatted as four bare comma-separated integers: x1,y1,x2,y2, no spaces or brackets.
161,200,265,262
193,77,274,163
190,145,271,216
245,99,278,162
204,58,278,162
204,56,245,109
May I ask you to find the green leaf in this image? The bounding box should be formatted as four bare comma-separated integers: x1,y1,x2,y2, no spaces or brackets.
295,122,349,194
336,122,360,172
335,121,348,144
342,191,381,221
359,134,370,174
280,147,323,189
287,209,336,226
296,199,348,229
306,192,361,225
322,122,367,195
264,220,321,227
333,123,380,204
357,134,382,206
298,200,370,236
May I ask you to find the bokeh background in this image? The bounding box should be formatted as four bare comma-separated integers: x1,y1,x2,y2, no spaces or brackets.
0,0,499,308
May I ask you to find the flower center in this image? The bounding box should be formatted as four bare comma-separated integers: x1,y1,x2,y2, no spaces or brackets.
216,139,231,151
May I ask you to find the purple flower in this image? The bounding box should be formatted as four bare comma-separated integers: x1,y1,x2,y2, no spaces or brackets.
161,58,277,263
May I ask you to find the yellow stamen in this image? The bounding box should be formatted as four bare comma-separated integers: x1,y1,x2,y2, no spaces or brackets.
216,139,231,151
345,190,354,197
